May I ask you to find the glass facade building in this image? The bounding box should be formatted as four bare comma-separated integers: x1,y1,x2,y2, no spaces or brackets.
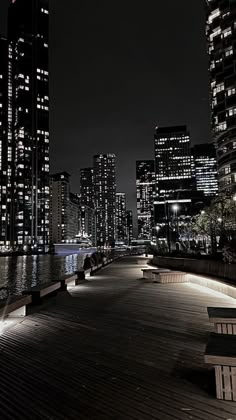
206,0,236,193
192,143,218,197
154,126,195,245
136,160,155,239
154,125,193,201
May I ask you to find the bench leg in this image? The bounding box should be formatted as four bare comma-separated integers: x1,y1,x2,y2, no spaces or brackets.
8,306,26,318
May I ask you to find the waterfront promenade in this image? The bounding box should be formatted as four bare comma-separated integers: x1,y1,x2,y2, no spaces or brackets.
1,256,236,419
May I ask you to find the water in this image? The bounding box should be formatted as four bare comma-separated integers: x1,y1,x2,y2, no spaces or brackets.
0,253,88,299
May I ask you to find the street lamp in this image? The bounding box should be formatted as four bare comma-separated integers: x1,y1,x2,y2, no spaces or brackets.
172,204,179,212
155,225,160,245
172,204,180,249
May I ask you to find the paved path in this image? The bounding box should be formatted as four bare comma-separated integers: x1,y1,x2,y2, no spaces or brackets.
1,256,236,419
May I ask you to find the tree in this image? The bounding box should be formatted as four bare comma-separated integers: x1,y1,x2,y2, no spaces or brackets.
192,193,236,253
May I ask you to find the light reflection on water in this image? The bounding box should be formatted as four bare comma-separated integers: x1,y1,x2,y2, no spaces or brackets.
0,253,86,298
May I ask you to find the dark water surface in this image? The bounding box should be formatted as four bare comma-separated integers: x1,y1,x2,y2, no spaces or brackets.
0,253,87,299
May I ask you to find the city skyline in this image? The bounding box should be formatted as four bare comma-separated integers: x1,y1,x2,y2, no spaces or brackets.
0,0,211,218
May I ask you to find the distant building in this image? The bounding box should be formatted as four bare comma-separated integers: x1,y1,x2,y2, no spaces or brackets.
154,126,200,248
126,210,133,245
154,125,193,201
206,0,236,194
115,193,127,242
79,205,96,246
80,167,94,208
68,193,80,241
0,37,10,249
49,173,79,244
192,144,218,197
93,154,116,246
136,160,155,239
7,0,50,250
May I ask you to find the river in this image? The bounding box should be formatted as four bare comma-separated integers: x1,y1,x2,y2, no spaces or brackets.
0,253,89,299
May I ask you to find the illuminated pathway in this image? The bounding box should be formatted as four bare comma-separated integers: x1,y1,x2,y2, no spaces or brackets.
1,256,236,419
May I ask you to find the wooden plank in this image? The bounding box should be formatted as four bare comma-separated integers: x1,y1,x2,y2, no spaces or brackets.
215,366,223,399
1,256,236,419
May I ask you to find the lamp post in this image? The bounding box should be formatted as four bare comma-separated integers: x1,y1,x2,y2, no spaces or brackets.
172,204,179,236
155,225,160,245
172,204,180,250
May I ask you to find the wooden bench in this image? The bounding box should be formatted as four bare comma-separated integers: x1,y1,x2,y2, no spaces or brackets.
142,268,170,280
0,295,32,319
208,307,236,334
24,281,61,304
204,332,236,401
152,271,187,283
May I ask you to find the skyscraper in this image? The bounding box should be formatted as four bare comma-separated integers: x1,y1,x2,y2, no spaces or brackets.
192,144,218,197
79,205,96,246
0,37,10,249
115,192,127,242
154,126,193,201
154,126,194,247
93,154,116,246
126,210,133,246
206,0,236,194
49,172,80,244
80,167,94,208
136,160,155,239
7,0,50,250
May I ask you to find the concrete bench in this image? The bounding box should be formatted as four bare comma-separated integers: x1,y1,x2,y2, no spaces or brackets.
24,281,61,304
74,269,90,283
137,257,151,265
204,332,236,401
208,307,236,334
90,263,103,275
142,268,170,280
0,295,32,319
152,271,187,283
59,274,78,290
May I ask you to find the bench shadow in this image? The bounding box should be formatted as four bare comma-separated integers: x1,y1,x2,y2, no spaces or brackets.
26,290,72,315
171,349,216,397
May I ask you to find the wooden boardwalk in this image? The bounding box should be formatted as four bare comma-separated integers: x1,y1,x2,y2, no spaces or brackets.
1,256,236,419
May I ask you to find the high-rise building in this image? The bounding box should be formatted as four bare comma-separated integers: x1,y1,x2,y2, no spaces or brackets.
115,192,127,242
93,154,116,246
154,126,193,201
192,144,218,197
79,205,96,246
136,160,155,239
206,0,236,194
80,167,94,208
49,173,79,244
0,37,10,249
126,210,133,245
154,126,196,247
7,0,50,250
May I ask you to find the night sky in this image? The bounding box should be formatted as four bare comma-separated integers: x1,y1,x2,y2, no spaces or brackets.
0,0,210,220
